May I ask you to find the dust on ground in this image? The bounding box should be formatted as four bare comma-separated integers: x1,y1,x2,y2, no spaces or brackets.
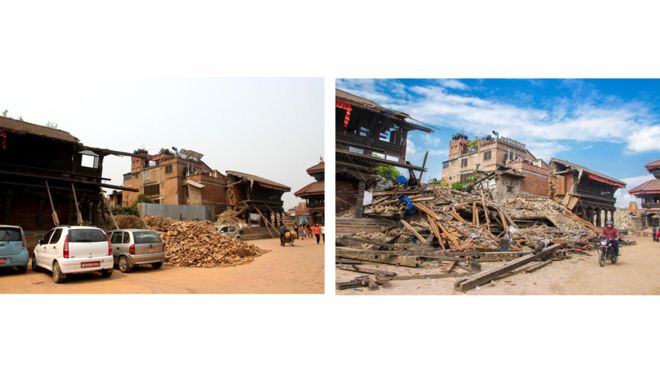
337,236,660,295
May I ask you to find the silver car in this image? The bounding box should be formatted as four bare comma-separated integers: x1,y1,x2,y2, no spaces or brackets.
216,225,241,239
108,229,165,273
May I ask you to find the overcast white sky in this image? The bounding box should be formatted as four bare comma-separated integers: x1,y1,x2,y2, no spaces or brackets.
0,77,323,209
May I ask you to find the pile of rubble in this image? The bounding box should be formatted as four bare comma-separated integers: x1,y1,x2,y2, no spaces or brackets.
113,215,147,229
216,209,245,227
144,216,266,267
336,182,601,292
354,184,597,251
614,208,633,231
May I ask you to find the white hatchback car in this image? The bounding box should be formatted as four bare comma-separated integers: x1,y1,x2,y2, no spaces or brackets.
32,226,114,283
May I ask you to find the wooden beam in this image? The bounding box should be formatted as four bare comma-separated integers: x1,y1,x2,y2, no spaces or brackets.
436,221,460,248
71,183,84,225
400,219,427,244
454,244,563,292
427,214,444,248
44,180,60,226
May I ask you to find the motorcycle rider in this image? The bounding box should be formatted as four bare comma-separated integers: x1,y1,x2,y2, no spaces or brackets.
601,220,620,257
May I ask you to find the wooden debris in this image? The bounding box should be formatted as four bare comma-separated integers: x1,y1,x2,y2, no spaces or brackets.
454,243,563,292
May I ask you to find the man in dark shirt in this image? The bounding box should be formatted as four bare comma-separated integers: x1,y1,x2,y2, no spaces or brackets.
602,221,620,256
279,224,288,247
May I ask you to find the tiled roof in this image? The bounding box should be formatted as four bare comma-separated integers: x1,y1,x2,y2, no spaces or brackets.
0,116,79,143
226,170,291,192
629,179,660,195
551,158,626,187
644,160,660,171
306,160,324,174
294,180,324,197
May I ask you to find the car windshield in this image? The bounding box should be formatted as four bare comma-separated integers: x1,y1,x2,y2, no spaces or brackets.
0,227,21,241
133,231,161,244
68,229,106,243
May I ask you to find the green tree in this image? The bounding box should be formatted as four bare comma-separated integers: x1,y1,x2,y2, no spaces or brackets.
451,181,466,191
375,165,401,181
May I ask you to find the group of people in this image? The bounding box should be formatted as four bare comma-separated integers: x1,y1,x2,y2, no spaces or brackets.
292,222,324,244
278,222,324,246
652,226,660,242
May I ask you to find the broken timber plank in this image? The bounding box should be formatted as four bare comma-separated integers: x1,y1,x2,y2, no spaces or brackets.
400,219,427,244
436,221,460,248
454,243,562,292
427,214,444,249
336,275,383,290
336,264,397,277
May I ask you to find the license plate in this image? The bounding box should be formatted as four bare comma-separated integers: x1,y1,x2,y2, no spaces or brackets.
81,261,100,268
0,258,6,264
148,248,156,253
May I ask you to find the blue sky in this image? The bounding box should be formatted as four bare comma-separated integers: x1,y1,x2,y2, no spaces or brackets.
337,79,660,207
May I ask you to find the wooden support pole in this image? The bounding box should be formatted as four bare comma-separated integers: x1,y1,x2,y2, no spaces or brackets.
44,180,60,226
480,191,491,230
71,183,84,225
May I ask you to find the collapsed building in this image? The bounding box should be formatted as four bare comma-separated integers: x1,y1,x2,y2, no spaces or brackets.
335,88,432,217
119,148,291,228
549,158,626,227
0,116,136,244
441,133,550,199
225,170,291,228
122,148,226,210
294,158,324,224
628,159,660,228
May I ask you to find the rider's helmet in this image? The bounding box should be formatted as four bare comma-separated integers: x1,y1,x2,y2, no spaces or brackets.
606,220,614,227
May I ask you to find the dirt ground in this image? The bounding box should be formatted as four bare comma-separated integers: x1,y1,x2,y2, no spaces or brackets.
0,238,324,294
337,236,660,295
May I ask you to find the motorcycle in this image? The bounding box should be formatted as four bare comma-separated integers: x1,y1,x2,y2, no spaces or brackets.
598,237,618,267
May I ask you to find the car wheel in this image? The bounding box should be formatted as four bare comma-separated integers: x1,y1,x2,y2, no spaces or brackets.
16,265,28,274
101,268,113,278
52,262,66,284
118,256,132,273
152,262,163,270
31,257,40,272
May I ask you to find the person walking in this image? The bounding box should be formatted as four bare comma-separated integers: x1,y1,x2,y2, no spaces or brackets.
298,224,304,240
278,224,289,247
653,226,658,243
313,223,321,244
321,224,325,243
306,223,312,239
656,227,660,244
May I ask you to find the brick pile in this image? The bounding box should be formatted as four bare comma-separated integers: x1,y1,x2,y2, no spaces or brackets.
144,216,266,267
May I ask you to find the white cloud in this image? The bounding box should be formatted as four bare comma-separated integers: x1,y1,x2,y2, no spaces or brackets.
341,80,660,161
626,125,660,153
614,174,655,208
406,138,417,158
439,79,469,90
428,149,448,157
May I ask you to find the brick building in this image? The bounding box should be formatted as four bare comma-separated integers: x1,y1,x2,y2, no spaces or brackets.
335,88,432,217
122,148,226,211
549,158,625,227
441,133,549,198
294,158,324,224
628,159,660,228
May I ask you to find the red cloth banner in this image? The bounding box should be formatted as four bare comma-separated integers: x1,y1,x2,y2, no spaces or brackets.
336,101,352,128
587,173,625,188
